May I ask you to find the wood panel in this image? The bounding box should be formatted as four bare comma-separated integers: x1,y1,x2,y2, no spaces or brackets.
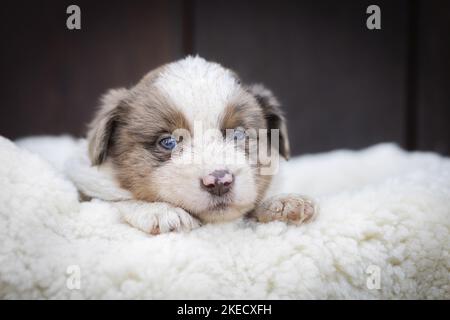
193,0,409,155
1,0,449,155
0,0,183,139
416,0,450,155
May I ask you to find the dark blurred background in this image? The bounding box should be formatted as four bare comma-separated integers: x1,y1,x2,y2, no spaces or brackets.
1,0,449,155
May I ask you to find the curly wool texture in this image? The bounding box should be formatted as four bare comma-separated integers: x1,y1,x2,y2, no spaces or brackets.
1,135,449,299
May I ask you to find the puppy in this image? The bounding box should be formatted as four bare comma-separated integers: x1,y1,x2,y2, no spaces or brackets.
87,56,317,234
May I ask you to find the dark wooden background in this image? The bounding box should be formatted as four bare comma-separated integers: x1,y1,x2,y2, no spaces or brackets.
1,0,449,155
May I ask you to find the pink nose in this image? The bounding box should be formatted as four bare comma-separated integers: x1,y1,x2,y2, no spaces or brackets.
201,170,234,196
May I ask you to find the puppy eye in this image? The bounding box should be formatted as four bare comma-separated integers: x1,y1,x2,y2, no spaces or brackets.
159,137,177,150
232,128,246,140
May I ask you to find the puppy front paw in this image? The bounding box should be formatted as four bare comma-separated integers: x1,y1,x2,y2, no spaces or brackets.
253,194,318,225
145,205,201,235
116,201,201,235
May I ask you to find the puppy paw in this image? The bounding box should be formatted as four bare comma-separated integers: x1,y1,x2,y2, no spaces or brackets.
253,194,318,225
115,201,201,235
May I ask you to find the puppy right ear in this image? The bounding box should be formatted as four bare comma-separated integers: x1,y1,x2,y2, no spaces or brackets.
87,88,128,166
247,84,291,160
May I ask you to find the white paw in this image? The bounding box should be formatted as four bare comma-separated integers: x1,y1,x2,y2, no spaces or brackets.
254,193,318,225
115,201,200,235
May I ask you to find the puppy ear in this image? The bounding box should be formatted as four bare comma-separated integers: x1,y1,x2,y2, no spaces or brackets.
87,88,128,165
248,84,291,160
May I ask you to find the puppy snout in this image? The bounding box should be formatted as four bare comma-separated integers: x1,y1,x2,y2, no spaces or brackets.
201,170,234,196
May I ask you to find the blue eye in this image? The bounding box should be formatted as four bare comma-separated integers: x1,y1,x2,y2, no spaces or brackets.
159,137,177,150
233,128,246,140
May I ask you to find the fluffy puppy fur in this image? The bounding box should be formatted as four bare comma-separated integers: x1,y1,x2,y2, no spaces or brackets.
87,56,316,233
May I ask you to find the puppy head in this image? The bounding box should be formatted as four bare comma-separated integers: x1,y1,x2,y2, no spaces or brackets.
87,56,290,223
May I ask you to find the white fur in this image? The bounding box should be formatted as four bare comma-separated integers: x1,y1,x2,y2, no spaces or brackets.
17,136,134,201
2,135,449,299
152,139,258,221
116,201,200,234
155,56,241,130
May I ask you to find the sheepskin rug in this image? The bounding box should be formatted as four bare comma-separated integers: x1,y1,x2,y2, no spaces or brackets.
0,135,449,299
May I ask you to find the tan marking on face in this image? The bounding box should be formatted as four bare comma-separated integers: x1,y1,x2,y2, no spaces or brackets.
220,94,267,132
218,95,274,209
108,84,192,202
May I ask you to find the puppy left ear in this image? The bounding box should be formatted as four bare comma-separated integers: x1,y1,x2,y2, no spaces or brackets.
248,84,291,160
87,88,128,165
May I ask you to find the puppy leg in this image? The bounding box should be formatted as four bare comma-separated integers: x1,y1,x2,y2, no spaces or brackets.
112,200,200,235
252,194,318,225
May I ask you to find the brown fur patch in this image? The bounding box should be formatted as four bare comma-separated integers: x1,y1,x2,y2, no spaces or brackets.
109,89,192,202
219,95,275,206
220,94,267,132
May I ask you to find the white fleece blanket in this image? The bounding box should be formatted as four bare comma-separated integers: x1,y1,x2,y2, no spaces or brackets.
0,135,449,299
